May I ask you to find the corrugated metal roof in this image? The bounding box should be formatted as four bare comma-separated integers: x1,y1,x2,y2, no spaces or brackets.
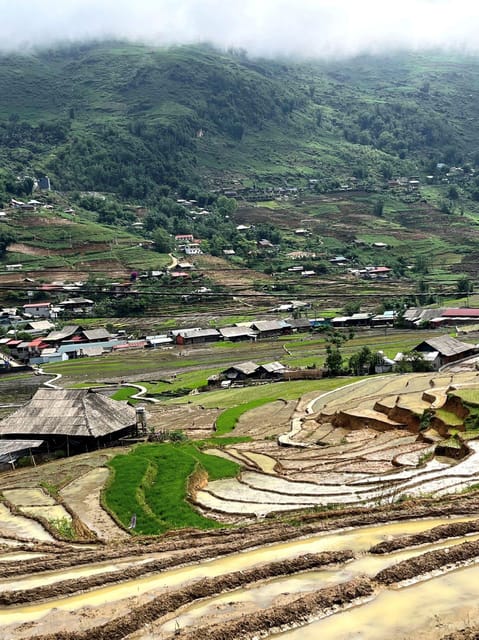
226,361,259,375
260,361,285,373
0,439,44,456
44,325,80,342
220,327,256,338
417,336,475,357
26,320,55,331
83,328,112,341
252,320,287,332
0,389,136,439
179,328,220,339
441,308,479,318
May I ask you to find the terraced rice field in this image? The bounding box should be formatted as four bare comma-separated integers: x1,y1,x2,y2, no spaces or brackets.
3,371,479,637
195,371,479,519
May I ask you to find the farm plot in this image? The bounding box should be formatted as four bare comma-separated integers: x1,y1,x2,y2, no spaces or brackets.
195,372,479,519
144,403,221,440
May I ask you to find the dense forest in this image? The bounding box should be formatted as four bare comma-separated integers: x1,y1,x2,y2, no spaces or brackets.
1,43,479,206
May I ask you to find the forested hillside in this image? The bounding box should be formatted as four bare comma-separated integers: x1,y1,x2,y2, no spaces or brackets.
1,42,479,203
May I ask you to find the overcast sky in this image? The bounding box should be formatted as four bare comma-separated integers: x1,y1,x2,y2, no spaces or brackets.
2,0,479,57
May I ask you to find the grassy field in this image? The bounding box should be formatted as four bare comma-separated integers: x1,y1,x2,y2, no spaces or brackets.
104,442,239,535
170,377,361,409
215,398,276,435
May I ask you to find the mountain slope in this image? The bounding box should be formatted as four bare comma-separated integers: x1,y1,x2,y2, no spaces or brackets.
1,43,479,202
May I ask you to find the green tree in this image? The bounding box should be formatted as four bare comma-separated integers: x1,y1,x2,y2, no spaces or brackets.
216,196,237,216
395,351,432,373
348,346,372,376
325,345,343,376
448,185,459,201
342,301,360,316
373,198,384,217
456,276,473,294
152,228,173,253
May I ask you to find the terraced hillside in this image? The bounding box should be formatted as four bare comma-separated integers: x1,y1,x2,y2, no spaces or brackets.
2,371,479,637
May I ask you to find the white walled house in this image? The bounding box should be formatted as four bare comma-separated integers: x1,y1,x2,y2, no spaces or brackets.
22,302,51,318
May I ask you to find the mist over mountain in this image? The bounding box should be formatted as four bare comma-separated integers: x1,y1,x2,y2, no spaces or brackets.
2,0,479,58
1,40,479,205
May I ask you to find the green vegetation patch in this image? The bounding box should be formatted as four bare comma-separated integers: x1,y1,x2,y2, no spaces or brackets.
170,377,361,409
434,409,464,427
105,442,239,535
215,398,275,435
452,389,479,407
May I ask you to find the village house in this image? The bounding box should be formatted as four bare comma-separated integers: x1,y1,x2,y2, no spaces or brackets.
222,361,259,381
22,302,51,318
184,245,202,256
257,361,286,378
436,308,479,326
175,234,194,243
411,336,477,369
0,388,137,455
57,298,95,315
250,320,291,339
219,326,257,342
175,328,221,345
23,320,55,335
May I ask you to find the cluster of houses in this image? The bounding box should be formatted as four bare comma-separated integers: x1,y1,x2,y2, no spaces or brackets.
3,299,479,370
403,307,479,329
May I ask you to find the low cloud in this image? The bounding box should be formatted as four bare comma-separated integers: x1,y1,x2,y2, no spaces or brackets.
2,0,479,57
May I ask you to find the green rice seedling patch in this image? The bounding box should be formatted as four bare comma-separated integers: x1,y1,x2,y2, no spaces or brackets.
169,377,361,409
105,443,240,534
105,455,161,532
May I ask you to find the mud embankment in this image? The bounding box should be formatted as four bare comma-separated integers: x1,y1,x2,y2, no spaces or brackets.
171,578,375,640
168,538,479,640
25,552,355,640
370,519,479,554
0,550,354,606
4,491,479,581
375,538,479,585
442,627,479,640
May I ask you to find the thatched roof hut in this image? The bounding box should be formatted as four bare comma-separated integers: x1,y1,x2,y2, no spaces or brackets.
0,389,136,447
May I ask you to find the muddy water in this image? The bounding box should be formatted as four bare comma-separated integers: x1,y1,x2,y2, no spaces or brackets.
21,504,72,522
276,564,479,639
241,452,278,473
0,552,45,563
151,532,479,637
0,503,53,541
0,515,475,627
0,555,164,591
3,488,56,506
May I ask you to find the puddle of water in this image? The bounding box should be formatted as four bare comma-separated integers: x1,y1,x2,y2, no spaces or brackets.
0,552,45,563
0,515,474,627
21,505,72,521
0,556,157,591
3,488,55,506
143,532,479,637
275,563,479,639
241,452,277,473
0,503,53,542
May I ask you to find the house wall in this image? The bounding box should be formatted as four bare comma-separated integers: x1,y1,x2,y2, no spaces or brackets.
24,306,50,318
